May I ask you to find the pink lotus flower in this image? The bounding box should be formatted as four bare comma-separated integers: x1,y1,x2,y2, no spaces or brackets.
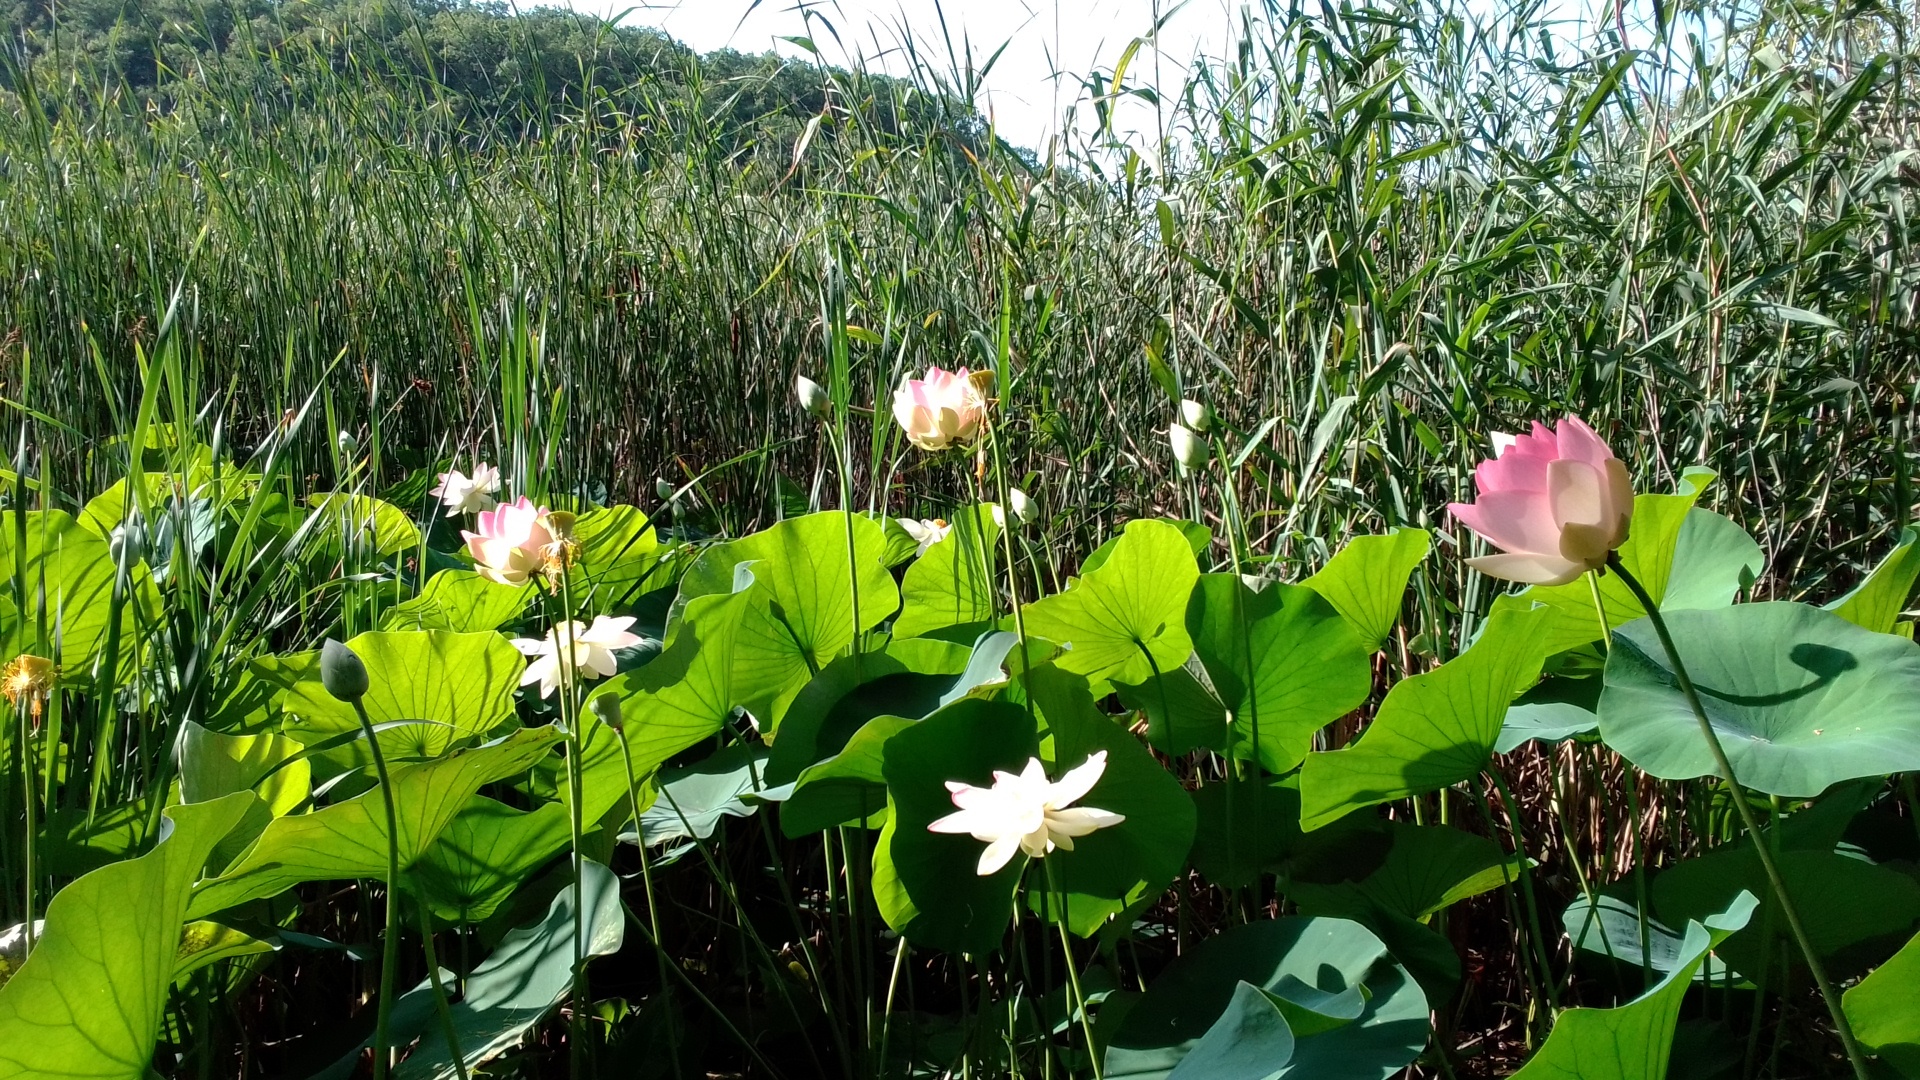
891,367,989,451
1447,418,1634,586
461,496,557,587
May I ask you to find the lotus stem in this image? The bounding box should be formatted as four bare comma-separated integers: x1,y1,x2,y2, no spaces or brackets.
348,696,403,1080
1606,554,1871,1080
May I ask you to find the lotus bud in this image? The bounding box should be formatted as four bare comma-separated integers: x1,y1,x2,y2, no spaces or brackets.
1168,423,1207,470
590,693,623,733
656,478,675,502
795,375,831,419
109,520,145,568
336,430,358,455
1008,487,1038,525
1180,398,1213,433
319,639,369,702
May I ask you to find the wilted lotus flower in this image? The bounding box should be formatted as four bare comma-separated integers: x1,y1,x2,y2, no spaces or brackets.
428,462,501,517
1447,417,1634,586
899,517,951,557
892,367,989,451
1168,423,1206,470
2,655,55,724
513,615,644,699
462,496,558,587
928,752,1126,876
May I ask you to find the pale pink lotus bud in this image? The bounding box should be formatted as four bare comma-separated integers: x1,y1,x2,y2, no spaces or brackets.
1447,417,1634,586
460,496,557,587
891,367,989,452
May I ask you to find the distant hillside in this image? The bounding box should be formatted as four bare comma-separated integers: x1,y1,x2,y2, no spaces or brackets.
0,0,993,159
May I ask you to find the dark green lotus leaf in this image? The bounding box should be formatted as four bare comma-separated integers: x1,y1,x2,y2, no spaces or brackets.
1023,666,1197,936
1189,776,1304,889
410,797,573,924
878,696,1038,955
1598,602,1920,796
766,636,972,784
1511,894,1756,1080
1104,916,1428,1080
1164,980,1296,1080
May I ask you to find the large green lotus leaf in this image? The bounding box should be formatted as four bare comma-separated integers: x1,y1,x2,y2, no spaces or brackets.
1301,528,1430,650
1023,666,1198,936
1115,663,1235,757
1843,927,1920,1076
676,510,898,670
1164,980,1298,1080
179,720,311,869
1186,576,1373,773
782,715,913,836
1651,845,1920,982
1024,519,1200,685
635,744,765,850
1510,893,1756,1080
281,630,526,772
1598,602,1920,796
0,792,254,1079
1828,527,1920,635
569,505,664,604
304,493,421,556
895,504,1002,639
1660,509,1765,611
1496,673,1602,753
1564,893,1695,978
1298,603,1549,830
187,727,560,918
0,508,162,687
1080,519,1212,575
382,570,532,633
1287,820,1521,923
1103,916,1429,1080
313,859,626,1080
409,797,573,924
1189,776,1304,889
879,696,1038,955
766,636,973,784
1487,467,1714,658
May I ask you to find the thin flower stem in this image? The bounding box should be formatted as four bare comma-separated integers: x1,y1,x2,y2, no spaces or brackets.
1606,554,1871,1080
415,897,470,1080
616,733,681,1080
349,696,403,1080
18,699,34,955
1044,858,1103,1080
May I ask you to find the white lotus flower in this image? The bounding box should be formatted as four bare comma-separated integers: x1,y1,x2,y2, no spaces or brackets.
513,615,643,699
1168,423,1207,470
928,752,1126,876
899,517,951,557
429,463,502,516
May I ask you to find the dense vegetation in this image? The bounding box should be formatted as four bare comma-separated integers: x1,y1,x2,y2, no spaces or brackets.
2,0,1920,1076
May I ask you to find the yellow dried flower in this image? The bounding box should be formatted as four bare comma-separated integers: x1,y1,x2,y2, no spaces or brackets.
2,654,57,723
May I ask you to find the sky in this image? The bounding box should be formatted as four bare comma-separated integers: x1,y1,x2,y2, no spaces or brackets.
557,0,1628,155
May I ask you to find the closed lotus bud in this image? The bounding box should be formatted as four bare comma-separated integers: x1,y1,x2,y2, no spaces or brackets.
656,478,675,502
590,693,623,733
109,521,145,567
1008,487,1038,525
795,375,831,418
1168,423,1207,470
319,639,369,702
336,430,358,455
1180,398,1213,433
